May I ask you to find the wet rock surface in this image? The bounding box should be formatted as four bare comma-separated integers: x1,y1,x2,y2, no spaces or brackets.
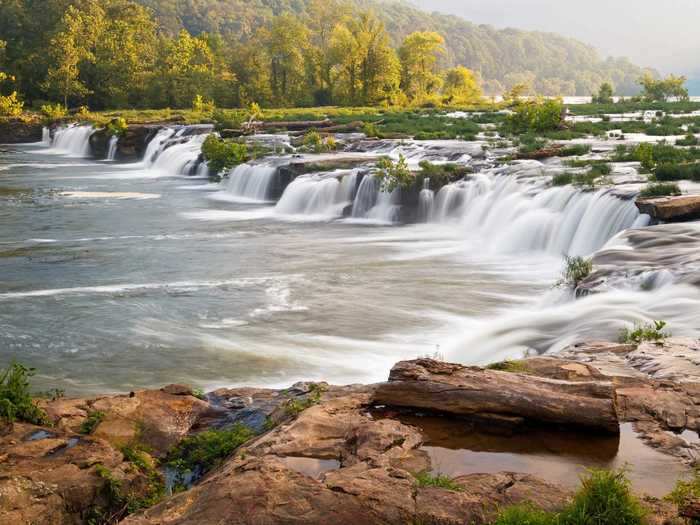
637,194,700,222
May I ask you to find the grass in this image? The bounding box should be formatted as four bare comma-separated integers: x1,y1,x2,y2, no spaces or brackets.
284,383,327,417
165,423,254,476
486,360,532,374
619,320,670,344
638,182,682,198
80,410,106,434
493,468,645,525
655,162,700,182
676,133,699,146
558,255,593,288
668,468,700,522
414,471,463,491
0,362,49,425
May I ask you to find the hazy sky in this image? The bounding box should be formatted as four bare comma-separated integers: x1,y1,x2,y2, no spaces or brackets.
411,0,700,77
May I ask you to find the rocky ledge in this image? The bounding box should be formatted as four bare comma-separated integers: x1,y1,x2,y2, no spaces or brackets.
2,338,700,524
636,195,700,223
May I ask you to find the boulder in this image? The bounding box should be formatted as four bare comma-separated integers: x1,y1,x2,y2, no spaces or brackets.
374,359,619,432
0,117,43,143
636,195,700,222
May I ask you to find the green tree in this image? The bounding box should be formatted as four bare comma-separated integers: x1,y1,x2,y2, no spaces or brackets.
442,66,482,104
266,14,311,106
592,82,614,104
399,31,446,102
639,73,688,102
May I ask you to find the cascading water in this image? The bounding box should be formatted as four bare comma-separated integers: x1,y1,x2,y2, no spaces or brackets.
418,178,434,222
51,125,94,157
274,170,359,218
430,174,648,256
224,163,279,203
143,128,176,166
107,136,118,161
149,133,207,175
42,127,51,146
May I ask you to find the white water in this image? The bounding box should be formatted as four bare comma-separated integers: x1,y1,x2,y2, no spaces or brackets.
274,170,359,219
107,136,118,161
430,175,648,256
223,163,279,203
143,128,176,166
42,127,51,146
150,133,208,175
50,125,94,157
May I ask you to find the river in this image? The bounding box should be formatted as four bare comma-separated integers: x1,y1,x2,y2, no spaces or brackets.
1,127,699,395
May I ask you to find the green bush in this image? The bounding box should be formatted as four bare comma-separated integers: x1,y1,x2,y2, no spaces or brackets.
485,360,532,374
40,103,67,121
201,135,248,174
639,182,682,198
418,160,470,188
166,423,254,476
559,144,591,157
0,91,24,117
0,362,48,425
507,98,564,133
284,383,327,417
655,162,700,182
552,173,574,186
668,468,700,516
634,143,655,171
559,469,645,525
105,117,128,136
558,255,592,288
375,154,413,192
80,410,106,434
619,320,670,344
676,133,699,146
302,130,336,153
414,471,463,491
494,469,645,525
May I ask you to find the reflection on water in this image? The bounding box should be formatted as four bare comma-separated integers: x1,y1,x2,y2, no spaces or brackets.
277,456,341,479
401,415,687,497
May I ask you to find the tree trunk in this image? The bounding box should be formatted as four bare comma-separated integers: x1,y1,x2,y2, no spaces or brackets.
373,359,619,432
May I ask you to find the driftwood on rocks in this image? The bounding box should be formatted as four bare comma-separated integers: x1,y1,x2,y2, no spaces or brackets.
373,359,619,432
242,119,335,133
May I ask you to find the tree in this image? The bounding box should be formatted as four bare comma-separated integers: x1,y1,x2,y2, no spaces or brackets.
639,73,688,102
592,82,614,104
399,31,445,102
329,11,401,106
266,14,311,106
442,66,482,104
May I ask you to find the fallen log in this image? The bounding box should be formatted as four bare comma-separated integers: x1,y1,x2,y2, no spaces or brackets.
373,359,619,432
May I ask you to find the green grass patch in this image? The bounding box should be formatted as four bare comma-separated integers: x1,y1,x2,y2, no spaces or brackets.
80,410,106,434
0,362,49,425
166,423,254,476
485,360,532,374
284,383,327,417
655,162,700,182
414,471,463,491
619,320,670,344
639,182,682,198
676,133,699,146
494,468,645,525
558,255,593,288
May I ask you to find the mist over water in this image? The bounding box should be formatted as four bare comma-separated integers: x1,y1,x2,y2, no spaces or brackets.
1,126,698,395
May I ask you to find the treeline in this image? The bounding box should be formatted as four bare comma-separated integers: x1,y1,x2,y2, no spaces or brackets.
0,0,484,110
0,0,654,111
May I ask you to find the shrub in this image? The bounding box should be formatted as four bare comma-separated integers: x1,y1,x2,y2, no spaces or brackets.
418,160,470,188
655,162,700,182
639,182,682,198
634,143,655,171
375,154,413,192
212,109,242,130
619,320,670,344
284,383,327,417
105,117,128,136
0,362,48,425
558,255,592,288
507,98,564,133
668,468,700,513
40,103,67,121
166,423,254,476
192,94,215,114
414,472,463,491
201,135,248,174
80,410,106,434
301,130,336,153
559,468,645,525
0,91,23,117
493,504,556,525
676,133,699,146
552,173,574,186
362,122,382,138
559,144,591,157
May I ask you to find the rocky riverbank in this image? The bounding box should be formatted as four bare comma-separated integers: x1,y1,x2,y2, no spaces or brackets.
2,337,699,524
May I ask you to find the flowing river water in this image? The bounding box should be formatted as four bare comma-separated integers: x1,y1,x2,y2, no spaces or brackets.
1,126,700,395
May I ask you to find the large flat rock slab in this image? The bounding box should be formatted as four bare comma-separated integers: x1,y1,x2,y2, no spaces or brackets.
636,195,700,222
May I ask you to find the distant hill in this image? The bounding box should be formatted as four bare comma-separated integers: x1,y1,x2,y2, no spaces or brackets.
136,0,649,96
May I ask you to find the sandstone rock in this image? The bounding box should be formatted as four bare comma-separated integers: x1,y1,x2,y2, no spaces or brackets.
374,359,619,432
0,118,43,143
636,195,700,222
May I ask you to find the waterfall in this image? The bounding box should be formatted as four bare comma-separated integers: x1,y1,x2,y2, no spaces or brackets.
418,178,434,222
42,127,51,146
143,128,176,166
51,125,94,157
348,175,402,223
224,163,279,203
274,170,359,218
149,134,207,175
431,174,648,256
107,136,118,161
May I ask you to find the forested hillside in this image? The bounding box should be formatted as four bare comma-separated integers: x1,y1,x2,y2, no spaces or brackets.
0,0,650,112
137,0,649,96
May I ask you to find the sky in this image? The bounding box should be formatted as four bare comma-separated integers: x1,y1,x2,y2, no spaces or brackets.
411,0,700,77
